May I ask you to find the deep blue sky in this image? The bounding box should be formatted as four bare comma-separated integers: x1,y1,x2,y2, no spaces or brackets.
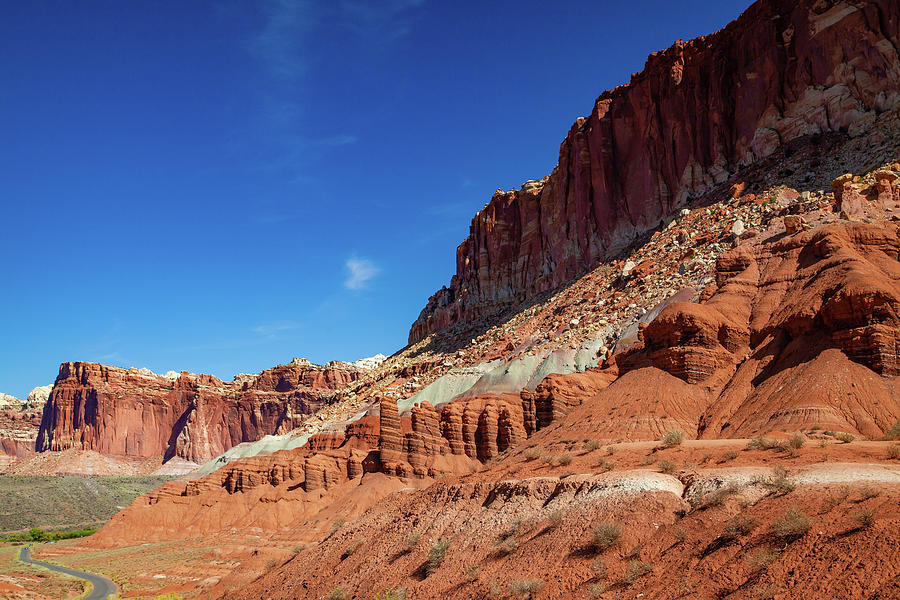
0,0,751,398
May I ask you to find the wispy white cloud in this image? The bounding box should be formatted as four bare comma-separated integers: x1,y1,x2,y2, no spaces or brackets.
252,320,301,340
248,0,315,83
344,257,380,290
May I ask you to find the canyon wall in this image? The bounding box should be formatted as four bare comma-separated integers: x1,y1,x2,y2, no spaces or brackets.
409,0,900,343
36,359,365,464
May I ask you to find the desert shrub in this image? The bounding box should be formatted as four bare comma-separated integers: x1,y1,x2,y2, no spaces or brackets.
547,508,565,528
660,430,684,448
599,460,616,472
884,420,900,440
426,538,451,575
464,564,480,582
700,452,712,464
772,507,813,539
747,547,780,570
509,578,542,599
624,560,653,584
341,540,361,560
488,581,503,598
330,519,345,534
720,450,739,463
372,590,406,600
754,583,778,599
673,527,687,543
854,508,876,529
770,465,795,494
693,484,739,509
720,514,760,540
859,486,881,501
405,529,421,551
540,455,555,466
887,444,900,460
836,432,855,443
557,454,573,466
523,447,541,460
326,588,347,600
822,486,850,512
789,433,806,450
657,459,675,474
583,439,601,452
747,436,777,451
494,536,518,556
591,557,608,579
605,445,617,455
587,583,607,599
591,522,623,552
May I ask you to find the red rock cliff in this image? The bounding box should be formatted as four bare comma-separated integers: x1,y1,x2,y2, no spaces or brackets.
36,359,365,463
409,0,900,343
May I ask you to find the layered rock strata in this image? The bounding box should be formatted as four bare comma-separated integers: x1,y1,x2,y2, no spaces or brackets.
542,218,900,440
36,359,366,463
410,0,900,343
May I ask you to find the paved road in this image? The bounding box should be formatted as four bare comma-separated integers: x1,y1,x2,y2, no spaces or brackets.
19,545,117,600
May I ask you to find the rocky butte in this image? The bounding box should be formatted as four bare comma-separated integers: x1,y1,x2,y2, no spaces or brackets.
409,0,900,344
35,358,367,465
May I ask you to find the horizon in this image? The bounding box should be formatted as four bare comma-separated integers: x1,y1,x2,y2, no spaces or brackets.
0,0,751,399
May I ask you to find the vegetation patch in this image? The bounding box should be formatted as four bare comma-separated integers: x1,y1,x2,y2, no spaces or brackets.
0,475,173,533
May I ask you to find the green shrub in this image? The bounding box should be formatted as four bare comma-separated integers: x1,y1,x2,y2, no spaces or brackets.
372,590,406,600
341,541,361,560
836,432,855,443
719,515,759,540
509,578,542,599
406,530,421,551
854,508,876,529
557,454,573,466
657,459,675,474
523,447,541,460
583,439,601,452
624,560,652,584
789,433,806,450
772,507,813,539
547,508,565,528
326,588,347,600
887,444,900,460
660,430,684,448
747,547,780,570
591,522,623,552
884,420,900,441
426,538,451,575
591,557,607,579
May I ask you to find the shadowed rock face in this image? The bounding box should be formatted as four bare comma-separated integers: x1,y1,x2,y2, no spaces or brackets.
36,360,365,463
409,0,900,344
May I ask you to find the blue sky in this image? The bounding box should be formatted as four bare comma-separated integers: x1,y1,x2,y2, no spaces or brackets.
0,0,750,398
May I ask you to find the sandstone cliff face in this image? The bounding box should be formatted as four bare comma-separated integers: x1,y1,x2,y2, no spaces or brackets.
36,360,366,463
410,0,900,344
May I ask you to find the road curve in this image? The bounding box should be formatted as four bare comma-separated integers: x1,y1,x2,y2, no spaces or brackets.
20,545,117,600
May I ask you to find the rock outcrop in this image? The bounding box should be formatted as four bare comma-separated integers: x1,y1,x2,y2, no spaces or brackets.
36,360,366,463
25,385,52,410
410,0,900,344
544,220,900,440
0,393,22,410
